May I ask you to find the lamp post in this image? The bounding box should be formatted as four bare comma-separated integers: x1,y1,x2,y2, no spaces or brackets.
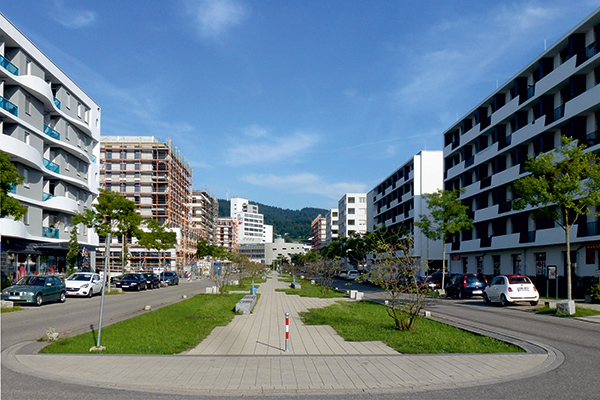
90,221,110,352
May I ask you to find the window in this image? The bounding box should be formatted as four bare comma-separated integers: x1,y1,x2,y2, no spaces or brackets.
135,150,140,159
348,208,355,214
106,149,112,159
105,163,112,171
348,197,355,203
77,102,82,118
25,96,31,115
65,124,70,140
106,183,112,191
135,163,140,171
23,169,29,188
120,183,126,193
66,92,71,109
135,183,140,193
348,219,355,225
65,155,70,171
359,197,366,203
84,108,89,123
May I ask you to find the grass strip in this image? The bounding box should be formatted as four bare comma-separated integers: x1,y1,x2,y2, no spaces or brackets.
536,305,600,317
224,276,267,292
300,300,523,354
40,293,245,354
276,278,347,298
1,306,23,313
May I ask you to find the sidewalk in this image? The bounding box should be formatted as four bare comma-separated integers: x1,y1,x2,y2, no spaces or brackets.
2,272,562,396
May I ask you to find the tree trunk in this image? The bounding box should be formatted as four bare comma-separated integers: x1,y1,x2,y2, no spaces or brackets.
566,225,572,300
441,234,447,290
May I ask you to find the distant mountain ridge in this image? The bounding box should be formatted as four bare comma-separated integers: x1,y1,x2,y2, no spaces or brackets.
218,199,328,241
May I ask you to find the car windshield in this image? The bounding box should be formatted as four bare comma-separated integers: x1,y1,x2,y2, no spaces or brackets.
68,274,92,281
467,275,486,283
509,276,531,284
16,276,36,285
28,277,46,286
122,274,137,280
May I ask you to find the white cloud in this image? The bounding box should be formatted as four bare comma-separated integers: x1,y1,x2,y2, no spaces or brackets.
184,0,248,40
50,1,96,29
242,173,368,200
225,127,320,166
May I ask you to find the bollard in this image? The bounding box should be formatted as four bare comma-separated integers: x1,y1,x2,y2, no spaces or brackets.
284,312,290,352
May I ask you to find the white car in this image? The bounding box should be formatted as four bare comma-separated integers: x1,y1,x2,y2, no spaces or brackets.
65,272,103,298
483,274,539,306
346,270,360,280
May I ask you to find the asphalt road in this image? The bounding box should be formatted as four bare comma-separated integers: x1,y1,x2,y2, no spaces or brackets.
2,278,600,400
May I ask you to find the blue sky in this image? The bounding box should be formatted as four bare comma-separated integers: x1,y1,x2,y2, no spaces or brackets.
3,1,599,210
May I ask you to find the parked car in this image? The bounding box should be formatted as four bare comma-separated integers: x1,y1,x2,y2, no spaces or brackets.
65,272,103,297
446,273,488,299
416,276,438,290
345,270,360,280
1,275,66,306
115,273,147,291
427,271,451,290
484,274,539,306
160,271,179,286
142,272,161,289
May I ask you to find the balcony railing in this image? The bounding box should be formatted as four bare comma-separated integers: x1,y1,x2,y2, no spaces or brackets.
42,192,54,201
0,54,19,75
526,85,535,100
586,131,600,146
480,176,492,189
9,183,16,194
519,230,536,243
43,125,61,140
0,96,18,116
53,98,61,109
586,41,598,59
465,156,475,167
553,104,565,121
43,158,60,173
451,138,460,150
42,227,59,238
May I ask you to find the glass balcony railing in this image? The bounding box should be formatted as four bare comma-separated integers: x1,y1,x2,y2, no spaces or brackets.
42,192,54,201
43,125,61,140
53,97,61,109
0,54,19,75
554,104,565,121
92,155,97,163
9,183,16,194
0,96,18,116
43,158,60,173
586,42,598,59
42,227,59,238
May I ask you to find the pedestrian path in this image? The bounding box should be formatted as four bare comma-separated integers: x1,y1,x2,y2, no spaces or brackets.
2,272,562,396
187,272,396,355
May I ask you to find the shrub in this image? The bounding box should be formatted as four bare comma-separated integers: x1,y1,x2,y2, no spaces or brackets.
589,284,600,303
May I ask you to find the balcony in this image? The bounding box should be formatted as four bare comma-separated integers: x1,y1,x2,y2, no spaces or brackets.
526,85,535,100
586,41,598,59
465,156,475,167
53,98,61,109
0,96,18,116
42,227,59,238
43,125,61,140
498,201,512,214
586,131,600,147
553,104,565,121
0,54,19,75
43,158,60,173
480,236,492,247
480,176,492,189
519,230,536,243
42,192,54,201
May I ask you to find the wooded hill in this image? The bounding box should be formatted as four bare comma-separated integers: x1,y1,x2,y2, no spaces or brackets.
218,199,328,241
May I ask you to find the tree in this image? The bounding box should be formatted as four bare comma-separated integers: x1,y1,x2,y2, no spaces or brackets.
414,189,473,291
138,219,177,270
0,150,28,220
511,136,600,301
196,238,231,294
66,227,79,276
73,189,142,282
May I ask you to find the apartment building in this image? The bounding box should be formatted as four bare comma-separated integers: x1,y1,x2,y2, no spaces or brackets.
368,150,444,269
442,8,600,292
216,218,238,251
0,13,100,275
230,197,267,244
325,209,339,245
99,136,195,269
191,190,218,243
310,214,327,251
337,193,367,238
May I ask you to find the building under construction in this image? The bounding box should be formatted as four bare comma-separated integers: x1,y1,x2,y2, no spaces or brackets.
99,136,196,270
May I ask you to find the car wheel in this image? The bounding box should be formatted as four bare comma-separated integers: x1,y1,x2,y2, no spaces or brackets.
530,301,539,306
483,293,491,304
88,289,94,298
458,291,464,299
137,284,140,292
59,291,66,303
500,294,510,307
35,293,43,306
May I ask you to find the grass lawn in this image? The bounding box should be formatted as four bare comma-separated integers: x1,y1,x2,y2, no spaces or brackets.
224,276,267,292
300,300,523,354
1,306,23,313
276,278,347,299
536,305,600,317
41,293,245,354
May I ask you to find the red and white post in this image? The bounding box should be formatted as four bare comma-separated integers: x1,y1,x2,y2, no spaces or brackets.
284,312,290,352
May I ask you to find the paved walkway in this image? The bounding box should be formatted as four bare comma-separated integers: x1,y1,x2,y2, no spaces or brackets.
2,272,564,396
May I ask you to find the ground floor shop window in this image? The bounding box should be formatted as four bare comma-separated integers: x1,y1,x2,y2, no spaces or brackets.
536,252,547,276
512,254,522,275
493,255,501,275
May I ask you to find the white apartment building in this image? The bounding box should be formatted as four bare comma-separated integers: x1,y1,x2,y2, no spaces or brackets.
337,193,367,238
368,150,444,269
239,237,308,266
442,8,600,297
191,190,218,243
0,13,100,275
230,197,267,244
325,208,339,245
216,218,238,251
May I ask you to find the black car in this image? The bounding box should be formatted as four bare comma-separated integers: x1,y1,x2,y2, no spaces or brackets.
160,271,179,286
445,273,488,299
142,272,160,289
116,273,147,291
426,271,450,290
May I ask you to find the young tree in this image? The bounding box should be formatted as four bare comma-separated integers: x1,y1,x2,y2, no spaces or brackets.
196,238,231,294
414,189,473,291
138,219,177,270
512,136,600,301
66,227,79,276
0,150,28,220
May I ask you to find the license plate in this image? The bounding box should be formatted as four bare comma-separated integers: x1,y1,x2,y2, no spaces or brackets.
122,284,130,288
8,296,21,300
472,290,482,294
517,287,529,292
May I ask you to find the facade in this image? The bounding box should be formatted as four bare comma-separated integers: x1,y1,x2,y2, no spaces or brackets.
216,218,238,251
230,197,267,244
191,190,218,243
325,209,339,244
0,13,100,276
99,136,195,269
238,237,308,266
310,214,327,251
442,8,600,293
337,193,367,238
368,151,444,269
